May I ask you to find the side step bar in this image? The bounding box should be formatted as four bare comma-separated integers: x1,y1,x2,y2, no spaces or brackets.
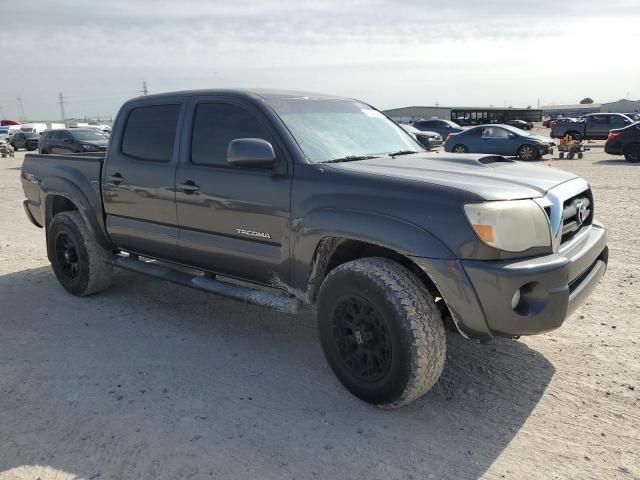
107,255,302,314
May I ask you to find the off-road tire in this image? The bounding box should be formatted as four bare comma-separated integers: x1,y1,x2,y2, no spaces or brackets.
452,144,468,153
47,211,113,296
624,143,640,163
317,257,446,408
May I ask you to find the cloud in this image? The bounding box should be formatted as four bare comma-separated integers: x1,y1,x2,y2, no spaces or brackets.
1,0,639,119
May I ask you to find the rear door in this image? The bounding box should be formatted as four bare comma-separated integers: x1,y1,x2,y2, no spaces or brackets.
102,99,186,260
175,95,292,285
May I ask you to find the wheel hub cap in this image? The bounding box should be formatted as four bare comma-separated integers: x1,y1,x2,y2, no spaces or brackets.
54,232,80,279
332,296,392,382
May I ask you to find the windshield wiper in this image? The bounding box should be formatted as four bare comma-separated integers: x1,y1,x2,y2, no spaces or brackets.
387,150,419,157
322,155,382,164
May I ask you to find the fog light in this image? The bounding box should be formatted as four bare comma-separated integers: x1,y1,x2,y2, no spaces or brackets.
511,289,521,310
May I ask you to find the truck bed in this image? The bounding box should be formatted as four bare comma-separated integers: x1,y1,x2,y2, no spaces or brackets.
21,152,106,230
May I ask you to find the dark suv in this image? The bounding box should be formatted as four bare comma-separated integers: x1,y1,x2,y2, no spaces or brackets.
11,132,40,151
412,119,464,139
605,122,640,162
39,128,109,154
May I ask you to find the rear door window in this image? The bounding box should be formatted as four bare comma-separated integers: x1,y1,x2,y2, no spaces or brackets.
121,104,180,162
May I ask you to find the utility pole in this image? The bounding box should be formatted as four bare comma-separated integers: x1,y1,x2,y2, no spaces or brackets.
139,80,148,96
17,97,27,121
58,93,67,123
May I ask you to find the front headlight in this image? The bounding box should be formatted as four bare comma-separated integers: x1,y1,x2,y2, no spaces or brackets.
463,200,551,252
82,144,99,152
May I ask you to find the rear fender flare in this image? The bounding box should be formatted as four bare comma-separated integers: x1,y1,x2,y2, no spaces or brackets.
41,176,114,252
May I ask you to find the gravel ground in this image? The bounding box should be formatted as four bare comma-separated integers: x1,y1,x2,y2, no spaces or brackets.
0,137,638,480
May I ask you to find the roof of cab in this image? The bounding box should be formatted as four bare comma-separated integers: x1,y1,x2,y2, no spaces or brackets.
130,88,348,102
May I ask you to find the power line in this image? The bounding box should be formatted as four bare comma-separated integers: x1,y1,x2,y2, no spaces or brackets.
58,93,67,122
139,80,148,96
17,97,27,121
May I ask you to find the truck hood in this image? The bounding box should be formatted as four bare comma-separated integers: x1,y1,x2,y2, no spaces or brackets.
329,153,577,201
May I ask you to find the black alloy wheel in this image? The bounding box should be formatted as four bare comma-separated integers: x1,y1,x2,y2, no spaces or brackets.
332,295,392,383
54,231,80,280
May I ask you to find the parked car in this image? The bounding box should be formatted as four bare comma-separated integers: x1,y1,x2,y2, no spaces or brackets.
412,118,464,138
604,122,640,162
69,125,110,137
444,124,555,160
504,119,533,130
400,125,442,150
21,89,607,408
11,132,40,151
550,113,634,140
39,128,109,154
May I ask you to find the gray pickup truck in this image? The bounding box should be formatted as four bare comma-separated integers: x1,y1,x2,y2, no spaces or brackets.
551,113,634,139
21,89,608,408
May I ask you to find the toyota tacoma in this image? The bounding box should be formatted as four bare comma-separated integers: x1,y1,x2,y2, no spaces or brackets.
21,89,608,408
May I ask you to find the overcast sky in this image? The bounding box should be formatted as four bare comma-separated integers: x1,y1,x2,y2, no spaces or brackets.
1,0,639,120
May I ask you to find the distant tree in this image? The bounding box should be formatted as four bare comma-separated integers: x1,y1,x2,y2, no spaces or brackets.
580,97,594,104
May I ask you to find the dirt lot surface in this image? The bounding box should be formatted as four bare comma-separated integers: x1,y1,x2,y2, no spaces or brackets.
1,136,639,480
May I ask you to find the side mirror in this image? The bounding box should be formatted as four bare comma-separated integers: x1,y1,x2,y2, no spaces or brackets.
227,138,275,169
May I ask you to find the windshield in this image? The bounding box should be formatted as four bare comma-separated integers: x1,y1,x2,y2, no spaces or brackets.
70,129,107,141
267,98,422,163
24,133,40,139
401,125,421,135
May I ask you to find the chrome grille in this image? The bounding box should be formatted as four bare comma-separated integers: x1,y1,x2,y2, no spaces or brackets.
560,190,592,243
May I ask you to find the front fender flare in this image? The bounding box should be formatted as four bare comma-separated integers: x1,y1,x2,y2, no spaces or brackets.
290,208,454,297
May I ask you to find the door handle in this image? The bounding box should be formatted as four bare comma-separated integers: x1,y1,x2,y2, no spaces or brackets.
107,173,124,185
178,180,200,194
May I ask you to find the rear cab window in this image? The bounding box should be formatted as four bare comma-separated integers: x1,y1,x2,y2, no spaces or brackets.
121,104,181,162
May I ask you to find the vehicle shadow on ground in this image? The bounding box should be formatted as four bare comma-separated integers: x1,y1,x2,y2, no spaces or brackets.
0,267,555,480
595,159,638,166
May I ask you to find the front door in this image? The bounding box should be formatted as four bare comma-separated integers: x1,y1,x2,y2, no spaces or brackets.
480,126,512,155
102,101,185,260
175,97,292,285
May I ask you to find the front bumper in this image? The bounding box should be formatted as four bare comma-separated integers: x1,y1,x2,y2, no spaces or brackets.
413,222,607,339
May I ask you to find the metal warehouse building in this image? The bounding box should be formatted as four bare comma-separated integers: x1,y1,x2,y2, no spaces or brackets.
541,99,640,118
383,106,543,124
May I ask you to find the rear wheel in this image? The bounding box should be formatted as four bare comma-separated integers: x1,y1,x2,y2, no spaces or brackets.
517,144,539,161
624,143,640,163
567,131,583,141
317,257,446,408
48,211,113,296
452,144,468,153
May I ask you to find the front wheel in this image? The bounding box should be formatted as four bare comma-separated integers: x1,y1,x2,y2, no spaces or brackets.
452,144,468,153
317,257,446,408
517,144,539,161
624,144,640,163
47,211,114,296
